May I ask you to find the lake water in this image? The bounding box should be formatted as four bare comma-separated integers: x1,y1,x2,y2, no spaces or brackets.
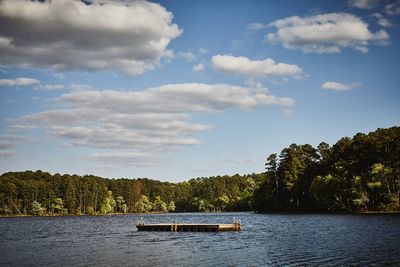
0,212,399,266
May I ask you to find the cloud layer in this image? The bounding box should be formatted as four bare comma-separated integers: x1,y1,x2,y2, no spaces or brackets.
266,13,389,54
0,0,182,75
247,22,266,31
0,77,40,87
178,52,196,62
35,84,64,91
12,83,294,165
212,55,302,77
385,1,400,15
348,0,378,9
321,81,361,91
373,13,392,27
192,63,205,72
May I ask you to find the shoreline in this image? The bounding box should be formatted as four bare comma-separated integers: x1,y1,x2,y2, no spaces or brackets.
355,210,400,214
1,210,400,218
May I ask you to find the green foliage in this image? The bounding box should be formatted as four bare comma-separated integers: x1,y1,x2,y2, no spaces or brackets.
255,126,400,213
86,206,95,215
116,195,126,213
0,170,264,215
31,201,46,215
121,203,128,213
216,195,230,211
52,198,64,214
100,190,116,214
167,201,176,212
134,195,152,213
152,196,167,212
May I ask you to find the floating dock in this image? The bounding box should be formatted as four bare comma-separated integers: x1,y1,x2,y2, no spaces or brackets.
136,223,241,232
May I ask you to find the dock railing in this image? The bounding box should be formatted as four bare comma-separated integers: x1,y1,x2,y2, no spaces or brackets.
233,217,241,230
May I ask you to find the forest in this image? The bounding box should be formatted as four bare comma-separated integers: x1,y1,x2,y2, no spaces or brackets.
0,170,265,215
0,126,399,215
254,126,400,212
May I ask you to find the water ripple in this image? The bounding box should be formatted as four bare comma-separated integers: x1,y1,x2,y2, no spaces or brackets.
1,213,400,266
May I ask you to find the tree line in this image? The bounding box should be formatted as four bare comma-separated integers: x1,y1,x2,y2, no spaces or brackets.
0,169,264,216
254,126,400,212
0,126,399,215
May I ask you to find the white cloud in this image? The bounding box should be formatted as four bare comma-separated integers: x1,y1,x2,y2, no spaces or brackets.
385,1,400,15
199,47,208,54
0,0,182,75
283,108,294,116
192,63,205,72
372,13,392,27
178,52,196,62
35,84,64,91
0,78,63,95
52,72,66,80
212,55,302,77
69,84,93,91
266,13,389,54
93,84,287,109
321,81,361,91
0,77,40,87
12,83,294,165
348,0,378,9
57,83,294,113
247,22,266,31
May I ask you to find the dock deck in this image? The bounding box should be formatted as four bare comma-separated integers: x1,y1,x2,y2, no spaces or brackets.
136,223,241,232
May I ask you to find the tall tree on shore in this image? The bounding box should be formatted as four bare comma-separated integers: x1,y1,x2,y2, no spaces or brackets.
100,190,116,214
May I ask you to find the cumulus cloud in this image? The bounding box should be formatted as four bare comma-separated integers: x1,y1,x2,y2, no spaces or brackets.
385,1,400,15
55,83,294,114
12,83,294,165
212,55,302,77
69,84,93,91
178,52,196,62
247,22,266,31
321,81,361,91
35,84,64,91
0,77,65,91
348,0,378,9
199,47,208,54
0,77,40,87
372,13,392,27
283,108,294,116
266,13,389,54
192,63,205,72
0,0,182,75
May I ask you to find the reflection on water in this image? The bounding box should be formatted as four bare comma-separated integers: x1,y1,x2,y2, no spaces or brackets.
1,213,399,266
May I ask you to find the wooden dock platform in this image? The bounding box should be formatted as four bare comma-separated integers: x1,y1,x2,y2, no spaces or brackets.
136,223,241,232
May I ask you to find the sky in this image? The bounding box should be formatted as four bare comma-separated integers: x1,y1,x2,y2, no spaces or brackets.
0,0,399,181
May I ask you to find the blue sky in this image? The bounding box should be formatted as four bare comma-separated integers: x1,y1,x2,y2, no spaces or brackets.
0,0,399,181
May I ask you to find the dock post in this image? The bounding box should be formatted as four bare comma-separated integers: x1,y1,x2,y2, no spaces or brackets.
171,220,178,232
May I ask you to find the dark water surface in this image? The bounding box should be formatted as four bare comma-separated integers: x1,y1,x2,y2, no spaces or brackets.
1,212,399,266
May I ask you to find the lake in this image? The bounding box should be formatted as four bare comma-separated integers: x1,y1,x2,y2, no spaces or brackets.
1,212,399,266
